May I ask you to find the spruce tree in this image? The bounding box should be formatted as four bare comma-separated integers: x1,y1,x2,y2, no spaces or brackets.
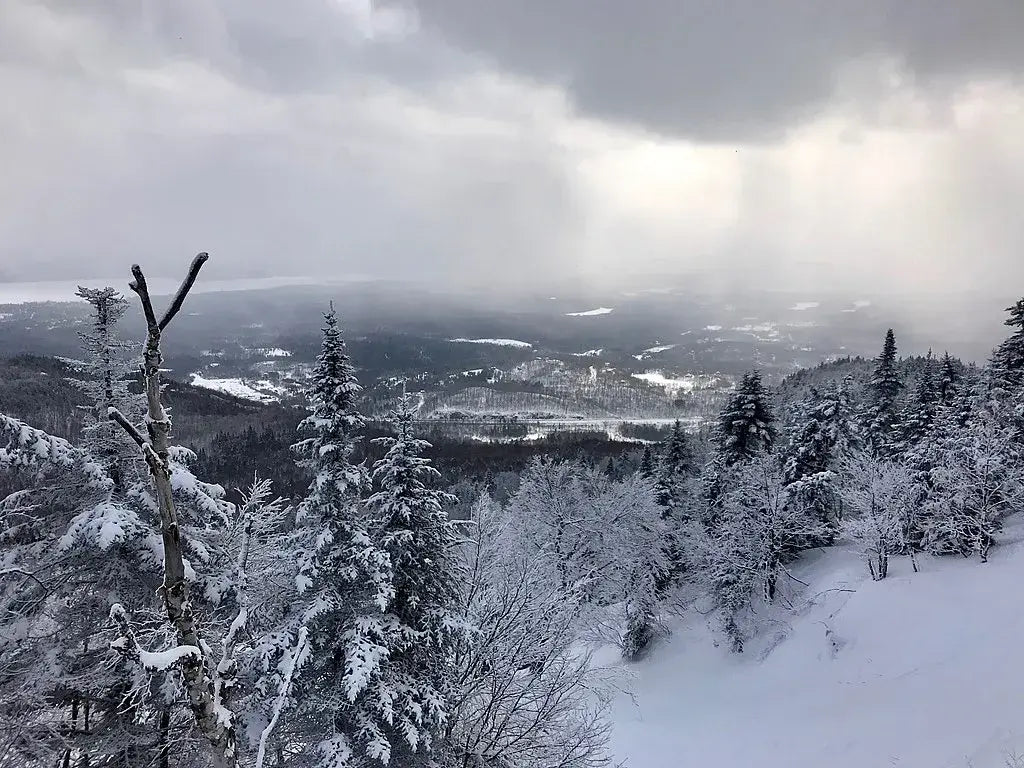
939,351,959,404
717,371,776,466
357,393,469,765
654,420,693,510
286,306,386,765
71,286,145,491
899,351,939,448
992,298,1024,390
868,329,903,456
782,379,859,538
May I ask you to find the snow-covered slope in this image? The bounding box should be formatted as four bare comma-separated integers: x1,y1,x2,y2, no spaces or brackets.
610,523,1024,768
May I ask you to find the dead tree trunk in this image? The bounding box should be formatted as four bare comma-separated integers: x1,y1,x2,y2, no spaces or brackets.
110,254,236,768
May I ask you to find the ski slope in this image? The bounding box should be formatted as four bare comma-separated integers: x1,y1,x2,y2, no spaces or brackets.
610,522,1024,768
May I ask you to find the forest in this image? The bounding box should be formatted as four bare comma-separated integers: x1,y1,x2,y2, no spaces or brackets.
2,254,1024,768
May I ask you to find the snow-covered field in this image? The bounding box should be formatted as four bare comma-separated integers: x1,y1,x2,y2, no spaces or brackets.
189,373,285,403
449,338,533,348
566,307,615,316
632,371,698,395
609,524,1024,768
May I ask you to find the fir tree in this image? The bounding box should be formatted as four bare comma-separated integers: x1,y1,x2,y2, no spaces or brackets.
639,445,655,479
355,392,469,764
654,420,693,510
782,379,860,539
717,371,776,466
868,329,903,457
284,306,386,765
899,351,939,448
992,298,1024,389
939,351,959,404
71,286,145,491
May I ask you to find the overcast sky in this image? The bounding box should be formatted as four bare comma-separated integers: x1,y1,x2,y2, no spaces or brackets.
1,1,1022,295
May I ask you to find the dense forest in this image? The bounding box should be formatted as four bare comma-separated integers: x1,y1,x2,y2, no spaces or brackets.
2,257,1024,768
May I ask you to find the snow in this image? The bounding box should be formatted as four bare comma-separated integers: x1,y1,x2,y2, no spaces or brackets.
449,338,533,348
566,307,615,316
790,301,820,311
138,645,202,671
572,349,603,357
705,325,723,331
189,373,285,403
634,344,676,360
631,371,697,395
609,523,1024,768
258,347,292,357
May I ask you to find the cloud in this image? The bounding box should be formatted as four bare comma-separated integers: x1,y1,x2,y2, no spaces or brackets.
418,0,1024,141
0,0,1022,301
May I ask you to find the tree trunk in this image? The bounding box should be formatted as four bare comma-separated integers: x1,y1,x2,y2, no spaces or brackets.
115,257,236,767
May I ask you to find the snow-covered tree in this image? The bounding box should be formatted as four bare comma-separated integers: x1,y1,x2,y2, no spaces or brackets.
841,455,920,580
342,393,469,764
104,256,242,768
71,286,145,491
782,379,860,538
867,329,903,456
716,370,776,466
692,455,827,651
444,494,615,768
919,395,1024,561
939,351,959,405
0,271,234,768
991,298,1024,390
899,351,939,449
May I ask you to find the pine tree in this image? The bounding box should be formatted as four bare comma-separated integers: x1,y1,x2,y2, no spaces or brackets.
939,351,959,404
293,304,369,505
782,379,860,539
868,329,903,456
899,351,939,449
282,305,384,766
71,287,145,492
654,420,693,510
992,298,1024,390
639,445,655,479
355,393,469,764
717,371,776,466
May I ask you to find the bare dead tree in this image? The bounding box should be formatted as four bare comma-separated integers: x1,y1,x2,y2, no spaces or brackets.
108,254,237,768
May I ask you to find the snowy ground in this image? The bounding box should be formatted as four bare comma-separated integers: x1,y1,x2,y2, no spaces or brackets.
609,523,1024,768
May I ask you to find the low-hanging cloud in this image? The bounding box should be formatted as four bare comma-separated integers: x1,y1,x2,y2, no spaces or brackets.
0,0,1022,299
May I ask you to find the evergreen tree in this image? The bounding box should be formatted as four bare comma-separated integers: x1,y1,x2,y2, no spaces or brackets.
654,420,693,510
356,392,470,764
639,445,655,479
782,379,860,539
899,351,939,448
868,329,903,456
939,351,959,404
717,371,776,466
283,306,386,765
992,298,1024,389
71,287,145,492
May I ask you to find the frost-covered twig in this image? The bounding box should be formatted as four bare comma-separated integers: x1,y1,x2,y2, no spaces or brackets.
255,627,308,768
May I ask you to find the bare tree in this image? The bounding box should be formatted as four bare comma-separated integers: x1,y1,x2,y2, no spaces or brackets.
108,254,237,768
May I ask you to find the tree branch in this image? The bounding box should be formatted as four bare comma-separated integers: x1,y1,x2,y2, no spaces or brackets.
129,265,159,331
159,252,209,331
107,407,146,448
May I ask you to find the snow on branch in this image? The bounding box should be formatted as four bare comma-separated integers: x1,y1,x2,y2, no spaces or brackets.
109,604,201,671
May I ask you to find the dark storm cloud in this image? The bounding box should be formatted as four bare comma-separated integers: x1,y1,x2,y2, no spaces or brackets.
418,0,1024,140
